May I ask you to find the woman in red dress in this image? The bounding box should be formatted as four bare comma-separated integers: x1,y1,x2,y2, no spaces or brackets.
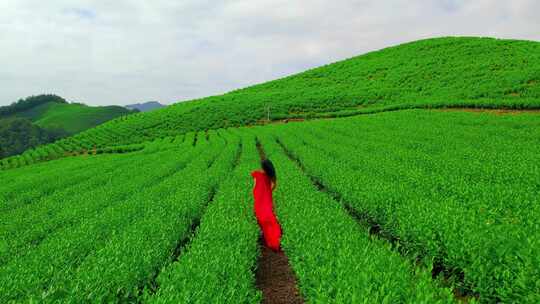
251,159,282,251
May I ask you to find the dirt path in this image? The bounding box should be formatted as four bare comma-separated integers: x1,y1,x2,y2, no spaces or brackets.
254,139,304,304
436,108,540,115
256,242,304,304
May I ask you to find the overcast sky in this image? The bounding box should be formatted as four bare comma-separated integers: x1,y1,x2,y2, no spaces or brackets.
0,0,539,106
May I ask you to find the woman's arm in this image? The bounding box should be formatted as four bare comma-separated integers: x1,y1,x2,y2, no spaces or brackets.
251,171,257,185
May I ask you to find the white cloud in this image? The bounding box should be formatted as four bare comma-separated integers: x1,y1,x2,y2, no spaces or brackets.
0,0,538,106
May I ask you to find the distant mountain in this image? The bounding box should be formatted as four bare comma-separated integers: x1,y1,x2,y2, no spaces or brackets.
0,94,135,158
125,101,165,112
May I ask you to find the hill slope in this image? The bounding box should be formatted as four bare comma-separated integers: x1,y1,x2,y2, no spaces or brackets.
0,95,134,158
3,36,540,166
19,102,134,135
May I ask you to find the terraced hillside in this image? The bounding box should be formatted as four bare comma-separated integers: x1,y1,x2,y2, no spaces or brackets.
1,36,539,303
2,36,539,169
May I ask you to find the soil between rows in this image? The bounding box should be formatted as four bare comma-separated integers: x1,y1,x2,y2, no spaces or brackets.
255,241,304,304
436,108,540,115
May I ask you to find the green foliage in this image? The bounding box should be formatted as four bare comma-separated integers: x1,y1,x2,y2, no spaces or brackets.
147,132,262,303
0,117,58,158
54,131,233,302
269,110,540,303
0,139,198,302
0,109,538,303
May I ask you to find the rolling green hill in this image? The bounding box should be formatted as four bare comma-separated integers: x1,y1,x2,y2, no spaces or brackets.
0,95,134,158
0,36,539,303
3,36,540,166
15,101,135,135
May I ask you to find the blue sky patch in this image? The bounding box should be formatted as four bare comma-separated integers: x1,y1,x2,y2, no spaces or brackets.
68,7,96,20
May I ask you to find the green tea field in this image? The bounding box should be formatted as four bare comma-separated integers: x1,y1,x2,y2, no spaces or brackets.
1,37,539,303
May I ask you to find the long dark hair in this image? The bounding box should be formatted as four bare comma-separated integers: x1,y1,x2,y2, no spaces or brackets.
261,158,276,183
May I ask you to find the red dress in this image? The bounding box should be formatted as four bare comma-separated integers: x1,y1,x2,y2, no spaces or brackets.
251,170,282,251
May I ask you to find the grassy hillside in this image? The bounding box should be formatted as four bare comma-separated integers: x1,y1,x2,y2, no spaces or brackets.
15,101,134,134
0,95,134,159
77,37,540,134
3,36,540,167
